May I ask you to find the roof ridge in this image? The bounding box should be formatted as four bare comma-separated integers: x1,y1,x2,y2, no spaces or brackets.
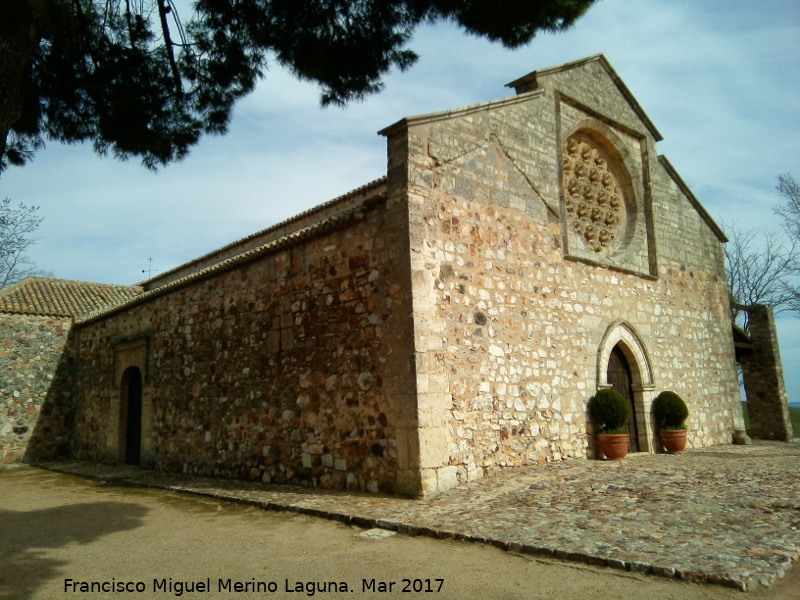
1,275,136,290
139,176,388,288
0,276,142,318
78,195,385,325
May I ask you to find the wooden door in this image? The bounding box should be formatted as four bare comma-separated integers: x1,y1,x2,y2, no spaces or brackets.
607,346,639,452
124,367,142,465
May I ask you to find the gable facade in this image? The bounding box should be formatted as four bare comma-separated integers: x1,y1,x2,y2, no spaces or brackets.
3,56,746,497
381,55,742,493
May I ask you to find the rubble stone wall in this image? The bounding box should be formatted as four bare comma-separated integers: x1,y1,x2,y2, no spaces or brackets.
70,196,421,495
0,314,74,463
26,57,745,498
741,305,793,441
394,73,741,494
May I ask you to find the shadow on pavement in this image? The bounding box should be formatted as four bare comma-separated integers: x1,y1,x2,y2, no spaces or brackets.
0,501,148,600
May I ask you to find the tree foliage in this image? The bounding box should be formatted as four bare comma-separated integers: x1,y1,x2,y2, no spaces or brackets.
0,0,596,173
725,173,800,328
0,198,46,288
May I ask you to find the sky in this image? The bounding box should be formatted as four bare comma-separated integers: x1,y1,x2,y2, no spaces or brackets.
1,0,799,403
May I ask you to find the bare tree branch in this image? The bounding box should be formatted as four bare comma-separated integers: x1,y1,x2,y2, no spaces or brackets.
776,172,800,240
0,196,47,288
724,173,800,329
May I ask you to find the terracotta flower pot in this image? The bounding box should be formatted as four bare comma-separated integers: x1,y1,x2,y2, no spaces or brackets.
597,433,630,460
659,429,688,454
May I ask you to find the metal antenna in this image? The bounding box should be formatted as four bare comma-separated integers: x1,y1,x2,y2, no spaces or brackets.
142,257,159,278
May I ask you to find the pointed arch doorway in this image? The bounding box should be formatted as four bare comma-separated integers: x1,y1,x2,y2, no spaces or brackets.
607,346,639,452
120,366,143,465
596,320,656,454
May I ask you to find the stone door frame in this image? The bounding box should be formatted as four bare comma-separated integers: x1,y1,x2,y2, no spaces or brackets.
108,339,152,464
596,320,657,453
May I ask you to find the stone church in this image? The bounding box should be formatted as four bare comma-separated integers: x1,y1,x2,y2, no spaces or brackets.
2,55,789,497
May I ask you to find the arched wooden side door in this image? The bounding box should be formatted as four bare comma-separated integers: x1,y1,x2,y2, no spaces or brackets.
607,346,639,452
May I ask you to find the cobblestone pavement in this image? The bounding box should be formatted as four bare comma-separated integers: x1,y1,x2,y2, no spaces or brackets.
38,441,800,592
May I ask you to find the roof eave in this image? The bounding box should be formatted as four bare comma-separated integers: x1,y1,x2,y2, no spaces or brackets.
658,155,728,243
378,90,544,138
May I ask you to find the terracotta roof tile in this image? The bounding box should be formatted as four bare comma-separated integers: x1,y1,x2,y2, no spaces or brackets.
0,277,143,318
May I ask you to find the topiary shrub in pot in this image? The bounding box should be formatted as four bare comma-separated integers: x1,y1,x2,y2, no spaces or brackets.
589,388,631,460
653,390,689,454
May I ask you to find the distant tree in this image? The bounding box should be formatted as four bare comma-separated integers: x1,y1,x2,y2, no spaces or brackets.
725,173,800,328
0,0,597,174
0,197,46,288
775,172,800,239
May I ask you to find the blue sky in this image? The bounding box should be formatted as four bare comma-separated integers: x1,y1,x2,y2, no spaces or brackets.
1,0,798,403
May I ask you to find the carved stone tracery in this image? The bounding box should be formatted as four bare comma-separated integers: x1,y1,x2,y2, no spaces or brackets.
562,136,625,253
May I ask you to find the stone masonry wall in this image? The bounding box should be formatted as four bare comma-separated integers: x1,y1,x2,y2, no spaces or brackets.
741,304,793,441
394,64,741,495
70,197,421,495
0,314,75,464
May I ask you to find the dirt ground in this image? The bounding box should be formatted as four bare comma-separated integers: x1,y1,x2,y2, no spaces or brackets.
1,466,797,600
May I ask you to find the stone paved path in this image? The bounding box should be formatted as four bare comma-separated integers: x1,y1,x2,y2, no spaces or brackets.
39,441,800,592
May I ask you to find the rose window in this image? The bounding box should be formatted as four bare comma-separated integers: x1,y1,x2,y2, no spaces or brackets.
562,136,625,253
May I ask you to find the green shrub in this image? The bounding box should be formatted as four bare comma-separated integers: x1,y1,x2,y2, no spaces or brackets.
589,388,631,434
653,391,689,430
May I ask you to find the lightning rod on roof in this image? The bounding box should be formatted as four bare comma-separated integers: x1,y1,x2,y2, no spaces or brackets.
142,257,159,278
